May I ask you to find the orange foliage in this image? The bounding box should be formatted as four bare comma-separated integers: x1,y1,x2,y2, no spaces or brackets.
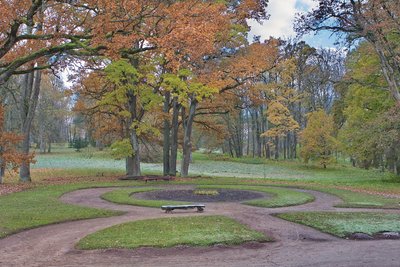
0,105,32,175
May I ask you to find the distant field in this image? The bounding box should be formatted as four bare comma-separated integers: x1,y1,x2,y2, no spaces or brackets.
31,147,396,183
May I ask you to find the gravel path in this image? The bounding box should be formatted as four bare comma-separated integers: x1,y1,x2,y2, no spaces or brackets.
0,185,400,267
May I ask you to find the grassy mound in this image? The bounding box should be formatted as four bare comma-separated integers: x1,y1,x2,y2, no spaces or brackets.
0,184,122,238
77,215,270,249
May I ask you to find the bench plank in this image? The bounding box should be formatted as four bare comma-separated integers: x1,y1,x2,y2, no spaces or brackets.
161,204,205,213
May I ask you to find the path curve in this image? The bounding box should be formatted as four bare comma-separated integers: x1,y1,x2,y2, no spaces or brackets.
0,185,400,267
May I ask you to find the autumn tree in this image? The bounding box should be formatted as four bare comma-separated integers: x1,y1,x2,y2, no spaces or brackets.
260,56,300,159
0,104,31,183
337,42,395,170
296,0,400,104
75,58,163,177
371,106,400,175
300,109,337,168
0,0,107,182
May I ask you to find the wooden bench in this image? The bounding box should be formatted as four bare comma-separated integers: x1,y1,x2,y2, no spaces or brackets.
119,175,174,182
161,204,205,213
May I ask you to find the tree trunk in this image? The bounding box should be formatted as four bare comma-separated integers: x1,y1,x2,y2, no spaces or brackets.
255,108,262,157
274,136,279,160
251,110,256,157
130,130,141,176
246,109,251,156
228,139,234,157
126,88,141,177
126,157,134,176
372,43,400,105
20,69,41,182
283,135,287,160
162,92,171,176
169,98,180,176
0,157,4,184
39,127,45,153
181,98,197,177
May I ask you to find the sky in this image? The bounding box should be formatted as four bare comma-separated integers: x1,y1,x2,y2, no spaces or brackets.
248,0,336,48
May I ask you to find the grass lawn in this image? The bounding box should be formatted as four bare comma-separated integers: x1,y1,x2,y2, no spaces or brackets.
198,185,314,208
77,215,270,249
276,212,400,238
0,182,146,238
30,146,399,185
307,187,400,209
1,146,400,240
101,188,190,207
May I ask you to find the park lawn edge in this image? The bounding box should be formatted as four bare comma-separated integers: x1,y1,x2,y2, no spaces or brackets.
77,215,272,250
198,182,400,210
1,175,399,240
275,211,400,238
0,182,150,239
301,186,400,209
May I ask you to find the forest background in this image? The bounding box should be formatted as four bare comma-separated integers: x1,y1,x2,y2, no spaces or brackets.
0,0,399,183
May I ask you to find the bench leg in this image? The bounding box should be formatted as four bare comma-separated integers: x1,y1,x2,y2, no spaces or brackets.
197,207,204,212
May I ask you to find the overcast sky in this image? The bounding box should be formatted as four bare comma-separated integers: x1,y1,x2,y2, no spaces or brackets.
248,0,335,47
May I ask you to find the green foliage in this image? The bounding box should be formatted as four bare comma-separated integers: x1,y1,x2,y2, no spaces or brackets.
300,110,338,168
105,60,139,89
277,212,400,238
110,139,133,159
70,137,89,152
338,42,395,169
161,69,218,106
130,121,160,137
77,215,270,249
103,59,162,133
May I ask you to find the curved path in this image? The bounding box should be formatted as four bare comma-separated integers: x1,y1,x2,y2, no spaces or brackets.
1,185,400,267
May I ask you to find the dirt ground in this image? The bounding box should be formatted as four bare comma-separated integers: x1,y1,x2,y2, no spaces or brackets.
1,185,400,267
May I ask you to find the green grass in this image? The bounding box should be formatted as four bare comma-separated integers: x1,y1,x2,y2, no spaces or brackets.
101,188,190,207
77,215,270,249
0,184,125,238
307,187,400,209
31,147,399,183
276,212,400,238
198,185,315,208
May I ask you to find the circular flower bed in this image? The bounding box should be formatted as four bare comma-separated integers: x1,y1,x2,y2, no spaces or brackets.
133,189,268,202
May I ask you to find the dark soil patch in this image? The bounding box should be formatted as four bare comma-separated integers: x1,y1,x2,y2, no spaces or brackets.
133,189,268,203
347,232,400,240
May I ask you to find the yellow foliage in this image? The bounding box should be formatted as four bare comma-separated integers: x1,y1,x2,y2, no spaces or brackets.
262,100,299,138
300,110,338,168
